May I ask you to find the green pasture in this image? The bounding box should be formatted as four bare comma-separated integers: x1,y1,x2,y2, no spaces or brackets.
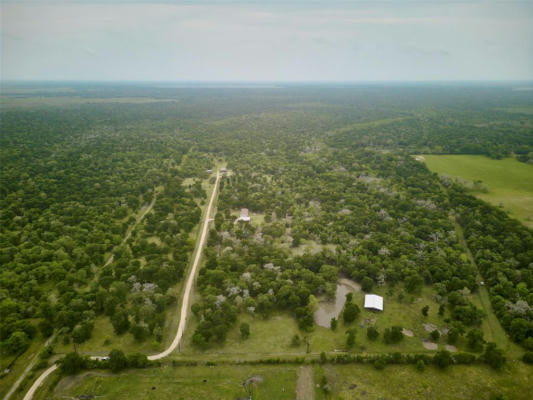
316,363,533,400
423,155,533,227
44,365,298,400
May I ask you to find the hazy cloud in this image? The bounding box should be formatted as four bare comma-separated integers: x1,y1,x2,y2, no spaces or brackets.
1,1,532,81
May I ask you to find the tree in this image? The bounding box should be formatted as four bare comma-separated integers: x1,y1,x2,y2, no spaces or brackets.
421,305,429,317
467,329,485,352
433,350,452,369
5,331,29,355
127,353,149,368
383,326,403,344
111,309,130,335
59,352,87,375
483,343,505,370
430,329,440,342
342,303,360,324
367,326,379,341
509,318,531,343
330,318,338,331
522,352,533,364
109,349,128,372
361,277,374,292
240,323,250,340
38,320,54,338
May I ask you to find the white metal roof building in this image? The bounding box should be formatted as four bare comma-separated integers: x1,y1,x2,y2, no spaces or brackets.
364,294,383,311
237,208,251,222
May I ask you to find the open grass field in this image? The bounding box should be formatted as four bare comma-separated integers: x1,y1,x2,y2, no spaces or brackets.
34,362,533,400
41,365,298,400
423,155,533,227
176,284,502,361
315,363,533,400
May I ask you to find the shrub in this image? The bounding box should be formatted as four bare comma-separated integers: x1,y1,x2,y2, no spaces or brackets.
291,334,301,347
433,350,453,369
240,323,250,340
383,326,403,344
483,343,505,370
343,303,360,324
373,357,387,370
109,349,127,372
421,305,429,317
521,352,533,364
367,326,379,341
59,352,87,375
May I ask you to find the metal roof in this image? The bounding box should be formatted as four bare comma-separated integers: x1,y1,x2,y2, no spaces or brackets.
364,294,383,311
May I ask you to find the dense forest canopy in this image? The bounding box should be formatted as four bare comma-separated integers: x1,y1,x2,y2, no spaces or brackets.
1,83,532,361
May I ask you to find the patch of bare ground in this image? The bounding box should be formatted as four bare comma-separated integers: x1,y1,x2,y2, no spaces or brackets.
422,341,438,350
402,328,414,337
54,372,116,395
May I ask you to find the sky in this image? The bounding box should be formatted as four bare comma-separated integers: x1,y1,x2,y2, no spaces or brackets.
1,0,532,82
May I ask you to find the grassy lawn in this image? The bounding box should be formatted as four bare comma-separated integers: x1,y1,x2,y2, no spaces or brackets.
423,155,533,227
315,363,533,400
290,240,337,256
42,365,298,400
33,361,533,400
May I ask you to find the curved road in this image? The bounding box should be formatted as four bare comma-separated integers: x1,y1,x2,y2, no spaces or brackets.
22,172,220,400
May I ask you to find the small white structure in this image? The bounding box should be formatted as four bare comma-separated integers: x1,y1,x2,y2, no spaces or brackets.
237,208,251,222
364,294,383,312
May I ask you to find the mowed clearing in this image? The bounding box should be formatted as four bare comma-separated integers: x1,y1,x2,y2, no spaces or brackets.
48,365,298,400
423,155,533,227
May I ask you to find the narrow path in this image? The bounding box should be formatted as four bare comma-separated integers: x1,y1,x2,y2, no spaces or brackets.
295,365,315,400
22,172,220,399
453,218,511,348
103,188,159,268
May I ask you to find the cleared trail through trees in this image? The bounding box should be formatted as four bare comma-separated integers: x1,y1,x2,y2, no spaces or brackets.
295,365,315,400
103,188,159,268
22,172,220,400
453,218,513,351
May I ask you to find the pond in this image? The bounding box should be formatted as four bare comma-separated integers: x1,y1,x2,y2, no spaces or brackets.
314,278,361,328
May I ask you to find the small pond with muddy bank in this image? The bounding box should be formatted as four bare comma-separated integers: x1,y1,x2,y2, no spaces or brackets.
314,278,361,328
